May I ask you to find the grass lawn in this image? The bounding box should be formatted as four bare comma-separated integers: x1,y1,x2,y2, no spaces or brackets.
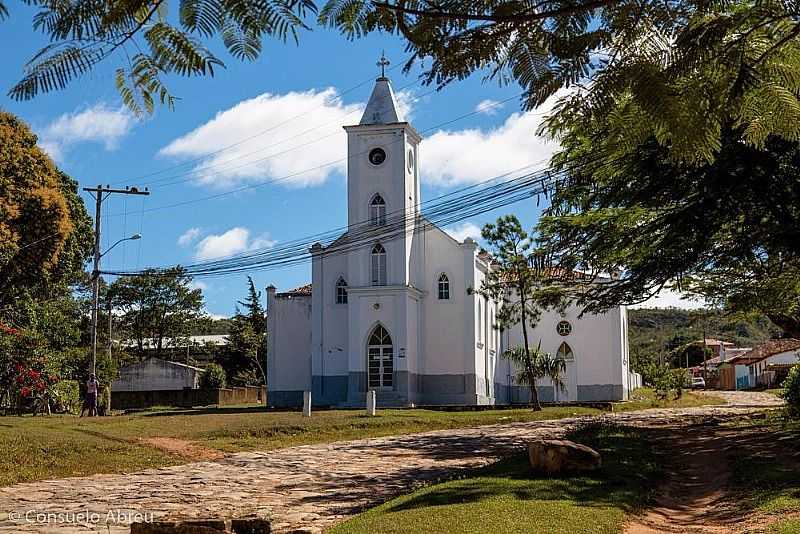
769,519,800,533
612,387,725,412
1,406,602,486
0,388,722,487
331,422,661,534
725,413,800,531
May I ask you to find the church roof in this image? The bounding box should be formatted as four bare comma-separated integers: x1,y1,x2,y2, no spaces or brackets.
277,284,312,297
360,77,404,125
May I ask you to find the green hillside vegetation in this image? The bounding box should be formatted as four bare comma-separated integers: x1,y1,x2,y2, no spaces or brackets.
628,308,781,378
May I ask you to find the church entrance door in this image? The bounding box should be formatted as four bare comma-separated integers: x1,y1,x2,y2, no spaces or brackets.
367,325,393,390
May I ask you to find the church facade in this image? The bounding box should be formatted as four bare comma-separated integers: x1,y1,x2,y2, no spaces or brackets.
266,75,636,408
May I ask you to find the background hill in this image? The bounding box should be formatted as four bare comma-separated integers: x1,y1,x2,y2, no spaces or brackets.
628,308,781,373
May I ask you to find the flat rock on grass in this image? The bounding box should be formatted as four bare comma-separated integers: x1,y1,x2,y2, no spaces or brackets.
528,439,602,474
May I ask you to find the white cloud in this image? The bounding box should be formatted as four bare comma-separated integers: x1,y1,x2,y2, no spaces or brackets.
395,90,416,121
159,88,364,188
189,280,208,292
194,227,276,260
178,227,202,247
39,103,135,160
630,289,707,310
206,312,230,320
445,222,482,243
421,108,558,187
475,99,503,115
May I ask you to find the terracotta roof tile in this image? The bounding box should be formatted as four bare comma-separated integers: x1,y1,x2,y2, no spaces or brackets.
740,338,800,361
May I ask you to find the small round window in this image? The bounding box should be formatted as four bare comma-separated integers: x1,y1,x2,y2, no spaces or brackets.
556,320,572,336
407,149,415,172
369,147,386,166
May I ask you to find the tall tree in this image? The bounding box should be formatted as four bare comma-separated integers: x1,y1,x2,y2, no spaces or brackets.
475,215,565,410
535,125,800,337
0,112,93,315
219,277,267,390
109,267,204,357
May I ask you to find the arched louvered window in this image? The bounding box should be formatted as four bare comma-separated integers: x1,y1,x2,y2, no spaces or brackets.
335,277,348,304
557,342,575,361
370,194,386,226
371,243,387,286
437,273,450,300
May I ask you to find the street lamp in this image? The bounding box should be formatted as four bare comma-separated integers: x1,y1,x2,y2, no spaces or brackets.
90,233,142,376
100,234,141,259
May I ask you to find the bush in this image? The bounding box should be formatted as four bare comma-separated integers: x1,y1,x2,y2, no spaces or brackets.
782,364,800,417
201,363,226,389
98,386,112,415
51,380,81,414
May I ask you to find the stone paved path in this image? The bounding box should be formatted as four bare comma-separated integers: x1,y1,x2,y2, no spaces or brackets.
0,391,780,533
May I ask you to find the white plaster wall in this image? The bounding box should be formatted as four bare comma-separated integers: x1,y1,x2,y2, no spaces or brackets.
766,350,800,366
113,358,200,392
501,303,627,393
344,124,420,288
415,225,476,377
313,251,350,378
267,293,312,391
347,287,412,376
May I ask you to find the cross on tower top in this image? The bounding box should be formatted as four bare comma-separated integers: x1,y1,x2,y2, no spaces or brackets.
376,52,390,78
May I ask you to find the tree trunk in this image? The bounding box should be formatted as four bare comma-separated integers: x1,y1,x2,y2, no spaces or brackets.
520,301,542,411
767,313,800,339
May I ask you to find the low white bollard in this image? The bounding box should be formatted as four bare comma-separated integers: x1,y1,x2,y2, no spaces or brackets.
303,391,312,417
366,390,376,416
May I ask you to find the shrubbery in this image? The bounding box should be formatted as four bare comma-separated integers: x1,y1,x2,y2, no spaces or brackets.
51,380,81,413
200,363,227,389
782,364,800,417
650,364,690,400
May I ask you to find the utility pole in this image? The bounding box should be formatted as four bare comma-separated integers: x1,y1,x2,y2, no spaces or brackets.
83,185,150,376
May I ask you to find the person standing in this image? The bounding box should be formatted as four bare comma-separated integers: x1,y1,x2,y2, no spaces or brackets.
82,373,99,417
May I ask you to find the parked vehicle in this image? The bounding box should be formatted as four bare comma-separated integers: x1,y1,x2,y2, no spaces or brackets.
690,377,706,389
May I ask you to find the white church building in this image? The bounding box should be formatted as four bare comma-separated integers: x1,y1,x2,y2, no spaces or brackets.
266,74,636,407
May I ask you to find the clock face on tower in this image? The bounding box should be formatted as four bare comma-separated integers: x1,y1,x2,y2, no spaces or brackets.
369,147,386,166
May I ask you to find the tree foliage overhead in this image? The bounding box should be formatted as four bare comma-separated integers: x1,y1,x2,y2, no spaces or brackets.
321,0,800,162
0,112,93,314
7,0,316,115
6,0,800,159
535,123,800,337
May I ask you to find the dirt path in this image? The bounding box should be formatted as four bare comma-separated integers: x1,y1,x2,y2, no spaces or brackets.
624,403,785,534
624,424,739,533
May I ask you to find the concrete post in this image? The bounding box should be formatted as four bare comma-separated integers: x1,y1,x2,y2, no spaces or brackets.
366,389,376,416
303,391,312,417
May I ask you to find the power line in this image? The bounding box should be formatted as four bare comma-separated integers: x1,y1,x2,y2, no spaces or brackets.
102,149,621,279
106,92,533,219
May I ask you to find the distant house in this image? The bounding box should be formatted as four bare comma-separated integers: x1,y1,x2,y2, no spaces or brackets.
743,339,800,387
702,339,738,361
113,357,205,392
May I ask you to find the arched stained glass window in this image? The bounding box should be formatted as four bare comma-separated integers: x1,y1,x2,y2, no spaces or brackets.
371,243,387,286
437,273,450,300
557,342,575,361
335,277,348,304
370,194,386,226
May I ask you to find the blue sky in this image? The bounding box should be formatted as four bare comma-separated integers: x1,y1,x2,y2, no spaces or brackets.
0,5,701,315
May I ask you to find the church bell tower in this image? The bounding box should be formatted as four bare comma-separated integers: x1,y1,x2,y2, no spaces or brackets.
343,55,422,287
